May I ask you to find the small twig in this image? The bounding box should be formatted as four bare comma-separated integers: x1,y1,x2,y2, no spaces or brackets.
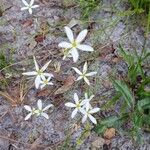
0,135,46,149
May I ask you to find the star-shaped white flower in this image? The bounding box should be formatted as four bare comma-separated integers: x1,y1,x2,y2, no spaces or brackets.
35,100,53,119
82,93,94,109
40,76,54,89
21,0,39,14
58,26,94,62
24,100,54,120
80,105,100,124
72,62,97,85
65,93,85,118
24,105,36,120
22,56,53,89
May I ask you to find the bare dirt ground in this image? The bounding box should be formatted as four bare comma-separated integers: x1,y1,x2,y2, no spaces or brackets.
0,0,150,150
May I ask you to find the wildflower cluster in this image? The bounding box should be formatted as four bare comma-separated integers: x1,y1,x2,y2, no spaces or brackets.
22,56,53,89
24,100,53,120
21,0,100,124
65,93,100,124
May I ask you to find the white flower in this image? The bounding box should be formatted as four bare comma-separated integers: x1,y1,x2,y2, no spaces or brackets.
24,100,54,120
65,93,85,118
22,56,53,89
58,26,94,62
81,105,100,124
40,76,54,89
35,100,53,119
21,0,39,14
72,62,97,85
24,105,35,120
82,93,94,109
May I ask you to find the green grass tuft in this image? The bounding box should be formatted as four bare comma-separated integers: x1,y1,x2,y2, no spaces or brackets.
95,45,150,143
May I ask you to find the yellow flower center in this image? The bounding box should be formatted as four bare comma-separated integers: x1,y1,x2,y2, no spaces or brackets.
34,109,42,115
37,70,43,75
76,103,80,108
44,80,48,84
72,41,78,48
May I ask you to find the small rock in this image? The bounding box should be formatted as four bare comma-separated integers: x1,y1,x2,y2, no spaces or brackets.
92,137,105,149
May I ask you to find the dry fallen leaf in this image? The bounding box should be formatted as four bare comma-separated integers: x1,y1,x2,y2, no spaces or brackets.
54,75,75,95
0,91,17,106
22,19,33,28
35,34,46,43
0,81,27,106
103,128,116,139
36,88,52,97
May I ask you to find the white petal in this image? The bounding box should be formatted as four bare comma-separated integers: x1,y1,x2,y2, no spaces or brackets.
22,71,37,76
41,113,49,119
35,76,41,89
58,42,72,48
88,103,93,109
29,8,33,14
83,62,87,73
70,48,79,62
74,93,79,104
77,44,94,51
22,0,29,6
64,26,74,43
90,95,95,100
80,100,87,106
47,76,52,81
71,108,78,118
76,76,83,81
30,0,35,6
65,102,76,108
43,104,53,111
72,67,82,75
47,82,54,85
85,103,90,111
31,5,39,9
33,56,39,71
76,29,88,43
84,77,90,85
80,108,86,115
25,113,32,120
40,74,46,80
37,100,42,110
89,108,100,114
84,93,88,99
24,105,32,112
82,114,88,123
41,60,51,72
40,84,45,89
41,75,46,81
86,72,97,76
43,73,53,78
88,114,97,124
85,102,92,110
21,7,28,11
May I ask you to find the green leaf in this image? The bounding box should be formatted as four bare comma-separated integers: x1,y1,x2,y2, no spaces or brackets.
94,125,107,134
143,114,150,125
113,80,134,108
118,44,133,66
100,116,119,125
103,93,121,109
94,116,119,134
138,98,150,112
